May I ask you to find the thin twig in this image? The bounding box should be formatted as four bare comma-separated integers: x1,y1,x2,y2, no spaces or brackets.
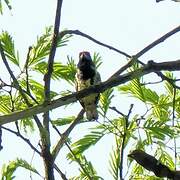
1,126,40,154
24,46,32,94
109,106,126,117
119,104,134,180
141,80,163,86
172,87,177,170
52,109,84,160
52,124,93,180
59,30,131,58
44,0,63,102
53,164,68,180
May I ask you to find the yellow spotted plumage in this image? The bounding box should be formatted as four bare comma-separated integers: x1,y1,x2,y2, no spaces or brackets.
75,51,101,120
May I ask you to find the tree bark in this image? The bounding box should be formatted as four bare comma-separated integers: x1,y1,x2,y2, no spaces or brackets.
42,144,55,180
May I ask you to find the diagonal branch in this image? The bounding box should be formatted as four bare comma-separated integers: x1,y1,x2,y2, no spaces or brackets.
59,30,131,58
135,25,180,58
1,59,180,125
0,41,43,130
52,109,84,160
1,126,68,179
1,126,40,154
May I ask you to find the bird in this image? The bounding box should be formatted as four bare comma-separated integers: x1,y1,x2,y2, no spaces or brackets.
75,51,101,120
128,150,175,178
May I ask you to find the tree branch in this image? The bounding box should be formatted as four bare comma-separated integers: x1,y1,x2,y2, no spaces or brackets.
59,30,131,58
119,104,133,179
1,126,41,154
1,59,180,125
42,0,63,179
52,123,93,180
0,41,43,130
1,126,68,179
52,109,84,160
134,25,180,58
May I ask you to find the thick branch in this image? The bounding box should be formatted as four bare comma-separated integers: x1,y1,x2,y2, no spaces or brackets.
1,59,180,125
44,0,63,102
42,0,63,180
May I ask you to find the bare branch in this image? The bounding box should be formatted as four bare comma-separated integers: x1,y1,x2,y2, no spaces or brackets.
52,109,84,160
1,126,41,154
135,25,180,58
44,1,63,102
53,164,68,180
59,30,131,58
43,0,63,137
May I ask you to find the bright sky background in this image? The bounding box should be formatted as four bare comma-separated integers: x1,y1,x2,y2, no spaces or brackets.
0,0,180,179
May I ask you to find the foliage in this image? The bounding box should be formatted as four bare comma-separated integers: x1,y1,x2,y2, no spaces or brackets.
0,2,180,180
1,158,39,180
0,0,11,14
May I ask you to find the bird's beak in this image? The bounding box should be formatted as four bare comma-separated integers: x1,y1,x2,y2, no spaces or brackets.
128,153,134,158
79,53,84,59
80,52,86,59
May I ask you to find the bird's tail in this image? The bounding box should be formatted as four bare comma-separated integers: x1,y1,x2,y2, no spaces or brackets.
85,104,98,121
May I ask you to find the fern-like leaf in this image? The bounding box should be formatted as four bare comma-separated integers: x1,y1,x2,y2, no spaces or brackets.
0,31,19,66
1,158,40,180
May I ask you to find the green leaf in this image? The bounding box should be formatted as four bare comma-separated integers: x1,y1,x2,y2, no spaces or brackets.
118,79,159,104
0,0,12,14
151,94,170,121
144,119,174,140
20,79,58,103
109,138,121,180
51,116,76,126
164,72,175,96
67,129,106,160
100,88,114,117
28,26,53,66
1,158,40,180
156,148,175,170
0,94,12,114
28,26,71,66
20,117,35,133
34,59,76,84
0,31,19,66
69,154,103,180
92,52,102,69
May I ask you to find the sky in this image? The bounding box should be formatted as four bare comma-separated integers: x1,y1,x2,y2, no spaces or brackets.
0,0,180,179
